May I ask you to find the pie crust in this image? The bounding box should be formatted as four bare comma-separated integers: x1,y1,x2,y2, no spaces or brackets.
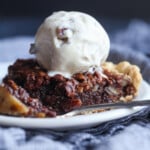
102,61,142,96
0,86,29,116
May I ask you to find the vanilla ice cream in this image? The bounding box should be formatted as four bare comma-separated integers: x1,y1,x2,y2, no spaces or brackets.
30,11,110,77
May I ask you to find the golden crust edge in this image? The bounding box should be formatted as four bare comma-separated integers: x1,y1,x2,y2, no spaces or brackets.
0,86,29,116
102,61,142,96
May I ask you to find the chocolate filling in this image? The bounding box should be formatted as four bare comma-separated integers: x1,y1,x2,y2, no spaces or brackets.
3,59,136,117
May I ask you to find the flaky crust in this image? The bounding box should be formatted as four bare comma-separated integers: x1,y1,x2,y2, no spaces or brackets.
102,61,142,96
0,86,29,116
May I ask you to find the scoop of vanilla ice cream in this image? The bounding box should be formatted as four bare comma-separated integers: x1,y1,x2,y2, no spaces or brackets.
30,11,110,77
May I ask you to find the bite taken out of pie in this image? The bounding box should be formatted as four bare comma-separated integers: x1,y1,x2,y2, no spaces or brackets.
0,11,142,117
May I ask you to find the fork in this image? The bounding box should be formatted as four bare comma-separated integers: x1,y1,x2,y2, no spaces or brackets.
57,99,150,118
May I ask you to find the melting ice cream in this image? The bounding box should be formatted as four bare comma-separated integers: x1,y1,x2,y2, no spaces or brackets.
30,11,110,77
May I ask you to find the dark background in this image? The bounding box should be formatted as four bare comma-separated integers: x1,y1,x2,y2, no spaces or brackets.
1,0,150,18
1,0,150,38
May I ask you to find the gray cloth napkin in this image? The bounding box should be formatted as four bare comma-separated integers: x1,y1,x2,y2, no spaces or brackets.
0,20,150,150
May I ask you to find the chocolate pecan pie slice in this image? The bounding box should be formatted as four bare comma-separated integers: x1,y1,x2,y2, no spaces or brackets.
0,59,142,117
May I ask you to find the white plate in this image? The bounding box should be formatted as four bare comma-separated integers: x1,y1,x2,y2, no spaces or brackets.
0,62,150,130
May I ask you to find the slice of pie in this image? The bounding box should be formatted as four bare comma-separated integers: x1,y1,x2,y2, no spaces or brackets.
0,59,142,117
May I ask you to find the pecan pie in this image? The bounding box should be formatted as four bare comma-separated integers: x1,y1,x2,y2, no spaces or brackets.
0,59,142,117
